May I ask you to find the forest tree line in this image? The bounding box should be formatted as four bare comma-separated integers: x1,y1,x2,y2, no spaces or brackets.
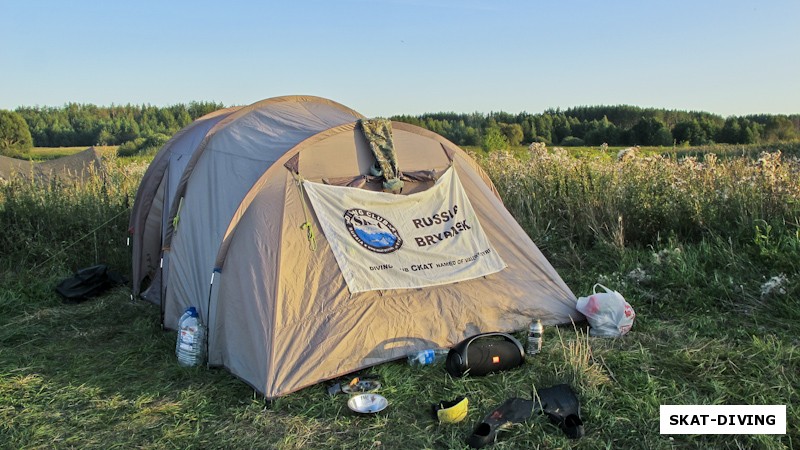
2,103,799,157
391,106,800,149
3,102,223,154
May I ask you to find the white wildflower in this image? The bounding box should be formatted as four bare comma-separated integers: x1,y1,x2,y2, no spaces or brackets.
760,274,788,298
597,273,626,289
627,267,649,284
652,248,681,265
552,147,568,159
616,147,638,162
528,142,547,158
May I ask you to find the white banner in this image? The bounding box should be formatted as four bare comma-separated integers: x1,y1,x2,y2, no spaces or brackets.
303,167,506,293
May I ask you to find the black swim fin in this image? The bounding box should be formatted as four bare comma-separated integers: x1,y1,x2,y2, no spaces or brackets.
534,384,585,439
467,397,535,448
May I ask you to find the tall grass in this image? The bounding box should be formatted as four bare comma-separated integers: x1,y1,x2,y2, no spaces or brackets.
0,156,145,275
482,148,800,254
1,147,798,449
668,141,800,160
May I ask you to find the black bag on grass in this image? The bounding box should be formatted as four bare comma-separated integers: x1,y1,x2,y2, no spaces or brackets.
55,264,126,303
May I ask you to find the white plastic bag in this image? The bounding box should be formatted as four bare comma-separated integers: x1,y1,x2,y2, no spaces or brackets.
576,284,635,337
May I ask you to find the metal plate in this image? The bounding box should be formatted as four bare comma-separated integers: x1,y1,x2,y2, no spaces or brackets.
347,393,388,414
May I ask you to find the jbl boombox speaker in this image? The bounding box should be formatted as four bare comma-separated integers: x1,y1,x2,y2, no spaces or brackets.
445,332,525,377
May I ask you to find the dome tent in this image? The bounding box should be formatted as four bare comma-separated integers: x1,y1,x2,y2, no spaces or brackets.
130,95,581,398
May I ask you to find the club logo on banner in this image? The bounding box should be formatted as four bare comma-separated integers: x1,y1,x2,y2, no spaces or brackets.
343,209,403,253
303,167,507,293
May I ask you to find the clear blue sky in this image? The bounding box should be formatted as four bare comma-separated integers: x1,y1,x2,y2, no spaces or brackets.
1,0,798,117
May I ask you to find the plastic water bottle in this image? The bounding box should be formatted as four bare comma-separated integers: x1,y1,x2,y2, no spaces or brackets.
408,348,449,366
526,319,543,356
176,306,206,367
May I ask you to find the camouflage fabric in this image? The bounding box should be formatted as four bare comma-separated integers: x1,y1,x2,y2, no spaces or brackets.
358,119,404,193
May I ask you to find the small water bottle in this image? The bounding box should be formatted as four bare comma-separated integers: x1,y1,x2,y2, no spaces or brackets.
526,319,543,356
176,306,206,367
408,348,448,366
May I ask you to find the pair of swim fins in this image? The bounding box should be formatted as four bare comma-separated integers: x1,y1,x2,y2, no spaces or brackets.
466,384,584,448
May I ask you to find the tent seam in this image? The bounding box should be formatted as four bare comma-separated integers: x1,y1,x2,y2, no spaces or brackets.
266,170,290,396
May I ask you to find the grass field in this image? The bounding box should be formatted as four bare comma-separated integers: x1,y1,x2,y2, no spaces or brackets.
1,144,798,449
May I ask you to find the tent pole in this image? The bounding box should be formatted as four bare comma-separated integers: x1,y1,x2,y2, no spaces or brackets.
205,269,219,368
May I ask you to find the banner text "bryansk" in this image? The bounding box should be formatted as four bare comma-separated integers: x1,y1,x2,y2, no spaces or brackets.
411,204,472,247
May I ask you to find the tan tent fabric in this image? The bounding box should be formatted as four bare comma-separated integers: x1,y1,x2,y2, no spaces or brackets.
160,97,365,331
130,107,241,300
36,147,104,180
0,155,33,181
0,147,104,183
130,96,581,399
